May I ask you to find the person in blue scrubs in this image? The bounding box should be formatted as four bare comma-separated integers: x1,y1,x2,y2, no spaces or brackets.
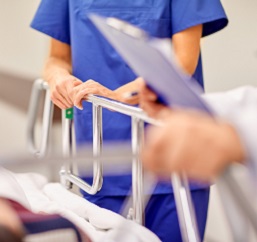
31,1,228,241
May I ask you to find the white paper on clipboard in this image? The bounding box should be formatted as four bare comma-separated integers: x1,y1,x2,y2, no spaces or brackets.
89,14,213,114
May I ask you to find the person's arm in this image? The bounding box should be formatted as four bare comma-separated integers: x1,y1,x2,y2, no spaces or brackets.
172,24,203,75
141,110,246,182
44,39,82,109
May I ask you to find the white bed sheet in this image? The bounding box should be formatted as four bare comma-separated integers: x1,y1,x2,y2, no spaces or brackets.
0,167,160,242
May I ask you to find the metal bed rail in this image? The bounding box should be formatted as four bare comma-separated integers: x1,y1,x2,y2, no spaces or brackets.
60,95,201,241
27,79,201,242
27,79,53,158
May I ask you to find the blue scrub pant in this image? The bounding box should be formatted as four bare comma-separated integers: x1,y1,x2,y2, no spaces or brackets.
83,188,210,242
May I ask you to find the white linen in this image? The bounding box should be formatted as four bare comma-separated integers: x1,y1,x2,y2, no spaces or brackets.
0,168,161,242
0,167,30,209
203,86,257,174
43,183,160,242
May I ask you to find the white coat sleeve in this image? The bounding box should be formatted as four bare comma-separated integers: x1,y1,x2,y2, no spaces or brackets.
202,86,257,173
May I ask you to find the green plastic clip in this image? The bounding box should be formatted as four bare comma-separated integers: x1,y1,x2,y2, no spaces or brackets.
65,108,73,119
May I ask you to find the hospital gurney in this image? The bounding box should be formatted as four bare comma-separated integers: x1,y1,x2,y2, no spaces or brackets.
26,79,201,242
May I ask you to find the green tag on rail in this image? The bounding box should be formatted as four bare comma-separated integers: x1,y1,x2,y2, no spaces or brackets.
65,108,73,119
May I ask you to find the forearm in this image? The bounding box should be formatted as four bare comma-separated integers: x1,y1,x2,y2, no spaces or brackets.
172,24,202,75
43,56,72,84
43,38,75,85
43,39,82,109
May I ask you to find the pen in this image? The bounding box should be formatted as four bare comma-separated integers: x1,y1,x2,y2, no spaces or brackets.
123,91,139,99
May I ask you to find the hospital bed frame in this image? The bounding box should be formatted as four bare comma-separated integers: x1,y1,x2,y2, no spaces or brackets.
27,79,200,242
26,78,257,242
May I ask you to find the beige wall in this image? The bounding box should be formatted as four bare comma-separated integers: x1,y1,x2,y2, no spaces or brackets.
0,1,49,153
0,0,48,79
202,0,257,92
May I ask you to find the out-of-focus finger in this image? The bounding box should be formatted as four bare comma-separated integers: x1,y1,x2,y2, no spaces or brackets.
85,79,97,85
140,84,157,101
67,78,83,104
74,98,85,110
54,85,73,107
74,90,90,110
65,81,75,104
53,98,69,110
73,78,83,86
51,93,69,109
146,90,157,101
58,93,73,107
140,101,161,118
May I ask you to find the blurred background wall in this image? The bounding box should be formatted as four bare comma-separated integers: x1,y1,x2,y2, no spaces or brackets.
0,0,48,78
202,0,257,92
0,1,257,241
0,0,49,155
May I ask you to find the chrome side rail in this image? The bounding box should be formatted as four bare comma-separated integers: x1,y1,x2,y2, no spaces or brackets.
63,94,201,242
27,79,53,158
28,80,200,241
172,173,200,242
60,105,104,194
60,95,158,197
131,117,144,225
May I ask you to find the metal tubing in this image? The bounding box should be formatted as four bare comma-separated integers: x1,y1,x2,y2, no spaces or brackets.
87,95,160,126
60,169,102,194
60,105,104,194
131,117,144,225
27,79,53,158
61,109,74,189
29,81,257,242
55,91,199,239
172,173,200,242
92,104,103,191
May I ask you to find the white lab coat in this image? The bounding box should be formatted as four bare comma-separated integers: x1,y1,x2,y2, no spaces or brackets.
202,86,257,172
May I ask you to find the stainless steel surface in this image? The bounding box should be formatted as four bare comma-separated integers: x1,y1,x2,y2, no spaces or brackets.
172,173,200,242
27,79,53,158
60,104,104,195
28,81,201,241
61,110,74,189
60,169,102,193
58,93,200,239
92,104,103,192
131,117,144,225
87,95,160,126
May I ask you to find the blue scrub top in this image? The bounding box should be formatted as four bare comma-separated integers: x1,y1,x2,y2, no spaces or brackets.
31,0,228,196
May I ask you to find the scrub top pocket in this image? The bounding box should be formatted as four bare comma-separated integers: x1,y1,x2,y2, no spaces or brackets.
80,0,155,11
78,8,171,38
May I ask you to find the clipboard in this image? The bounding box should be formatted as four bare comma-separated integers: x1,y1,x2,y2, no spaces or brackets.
88,14,213,114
